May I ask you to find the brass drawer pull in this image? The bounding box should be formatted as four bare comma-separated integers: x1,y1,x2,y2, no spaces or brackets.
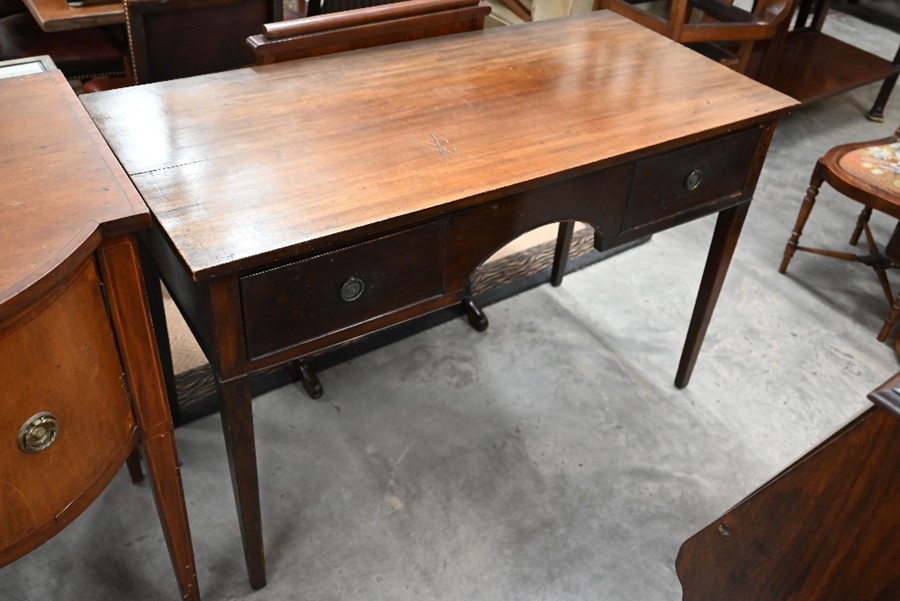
340,276,365,302
685,169,703,191
18,412,59,453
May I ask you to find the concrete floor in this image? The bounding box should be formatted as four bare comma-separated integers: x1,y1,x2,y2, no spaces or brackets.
4,11,900,601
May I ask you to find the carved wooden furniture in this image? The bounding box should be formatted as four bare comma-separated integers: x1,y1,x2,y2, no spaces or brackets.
306,0,400,15
769,0,899,121
82,12,795,589
677,374,900,600
124,0,281,84
0,70,199,601
594,0,797,81
21,0,123,31
779,126,900,341
0,13,126,80
248,0,489,64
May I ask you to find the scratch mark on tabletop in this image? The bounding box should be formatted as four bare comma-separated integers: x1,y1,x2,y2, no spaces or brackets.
428,132,456,160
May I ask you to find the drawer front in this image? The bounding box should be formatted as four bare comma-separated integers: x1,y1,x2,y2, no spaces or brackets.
0,261,135,554
620,127,762,232
241,221,447,358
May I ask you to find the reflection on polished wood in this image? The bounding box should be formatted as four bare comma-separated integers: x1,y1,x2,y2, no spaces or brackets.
83,12,796,589
0,71,198,600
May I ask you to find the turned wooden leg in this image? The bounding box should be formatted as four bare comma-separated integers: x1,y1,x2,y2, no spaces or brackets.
850,207,873,246
779,167,823,274
879,294,900,341
675,203,749,388
126,447,145,484
217,375,267,590
291,360,323,399
462,295,489,332
551,221,575,287
867,45,899,122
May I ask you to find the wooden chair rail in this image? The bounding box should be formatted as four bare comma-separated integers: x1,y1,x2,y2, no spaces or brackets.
263,0,479,38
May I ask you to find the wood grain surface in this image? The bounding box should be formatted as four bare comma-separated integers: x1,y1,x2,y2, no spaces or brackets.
0,71,147,323
83,11,796,280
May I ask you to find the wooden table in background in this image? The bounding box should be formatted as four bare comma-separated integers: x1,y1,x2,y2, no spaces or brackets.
0,70,198,601
678,374,900,599
23,0,123,31
768,0,899,114
82,12,796,590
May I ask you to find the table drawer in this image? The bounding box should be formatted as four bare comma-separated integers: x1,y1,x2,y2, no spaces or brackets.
620,127,761,232
0,261,135,553
241,221,447,358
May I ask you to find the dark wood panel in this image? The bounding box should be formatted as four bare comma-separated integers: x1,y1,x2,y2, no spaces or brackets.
445,163,633,292
769,30,899,105
622,127,761,232
677,406,900,600
241,221,447,358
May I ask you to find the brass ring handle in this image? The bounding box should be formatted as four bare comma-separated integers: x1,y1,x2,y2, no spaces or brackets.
340,276,365,302
685,169,703,191
18,412,59,454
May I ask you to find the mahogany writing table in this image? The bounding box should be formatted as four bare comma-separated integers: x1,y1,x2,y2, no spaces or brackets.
82,11,796,589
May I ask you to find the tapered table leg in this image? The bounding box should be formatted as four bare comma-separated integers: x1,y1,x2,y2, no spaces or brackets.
551,221,575,287
217,375,267,590
675,203,750,388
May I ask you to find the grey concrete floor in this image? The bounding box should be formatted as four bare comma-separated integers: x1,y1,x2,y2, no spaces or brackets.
4,11,900,601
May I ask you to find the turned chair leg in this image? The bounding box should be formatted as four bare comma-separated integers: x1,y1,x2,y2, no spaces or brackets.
850,206,873,246
126,447,145,484
551,221,575,287
462,294,489,332
879,294,900,341
291,360,323,399
780,167,824,274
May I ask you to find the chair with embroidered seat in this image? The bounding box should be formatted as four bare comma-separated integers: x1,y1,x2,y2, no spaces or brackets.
780,126,900,341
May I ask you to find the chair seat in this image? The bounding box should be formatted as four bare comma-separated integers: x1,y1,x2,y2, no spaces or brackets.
839,142,900,196
0,13,125,79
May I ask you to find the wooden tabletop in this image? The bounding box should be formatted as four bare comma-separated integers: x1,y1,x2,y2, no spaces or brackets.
82,11,796,280
0,71,146,320
23,0,123,32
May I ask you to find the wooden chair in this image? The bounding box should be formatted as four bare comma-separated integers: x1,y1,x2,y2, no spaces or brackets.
595,0,797,82
306,0,403,15
248,0,491,399
248,0,489,63
125,0,282,83
780,126,900,341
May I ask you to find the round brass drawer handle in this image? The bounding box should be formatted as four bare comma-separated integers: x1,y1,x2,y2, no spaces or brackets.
340,276,365,302
18,412,59,454
685,169,703,191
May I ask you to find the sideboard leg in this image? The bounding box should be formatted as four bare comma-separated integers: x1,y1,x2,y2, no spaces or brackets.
462,295,489,332
675,203,749,388
125,447,145,484
217,375,267,590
